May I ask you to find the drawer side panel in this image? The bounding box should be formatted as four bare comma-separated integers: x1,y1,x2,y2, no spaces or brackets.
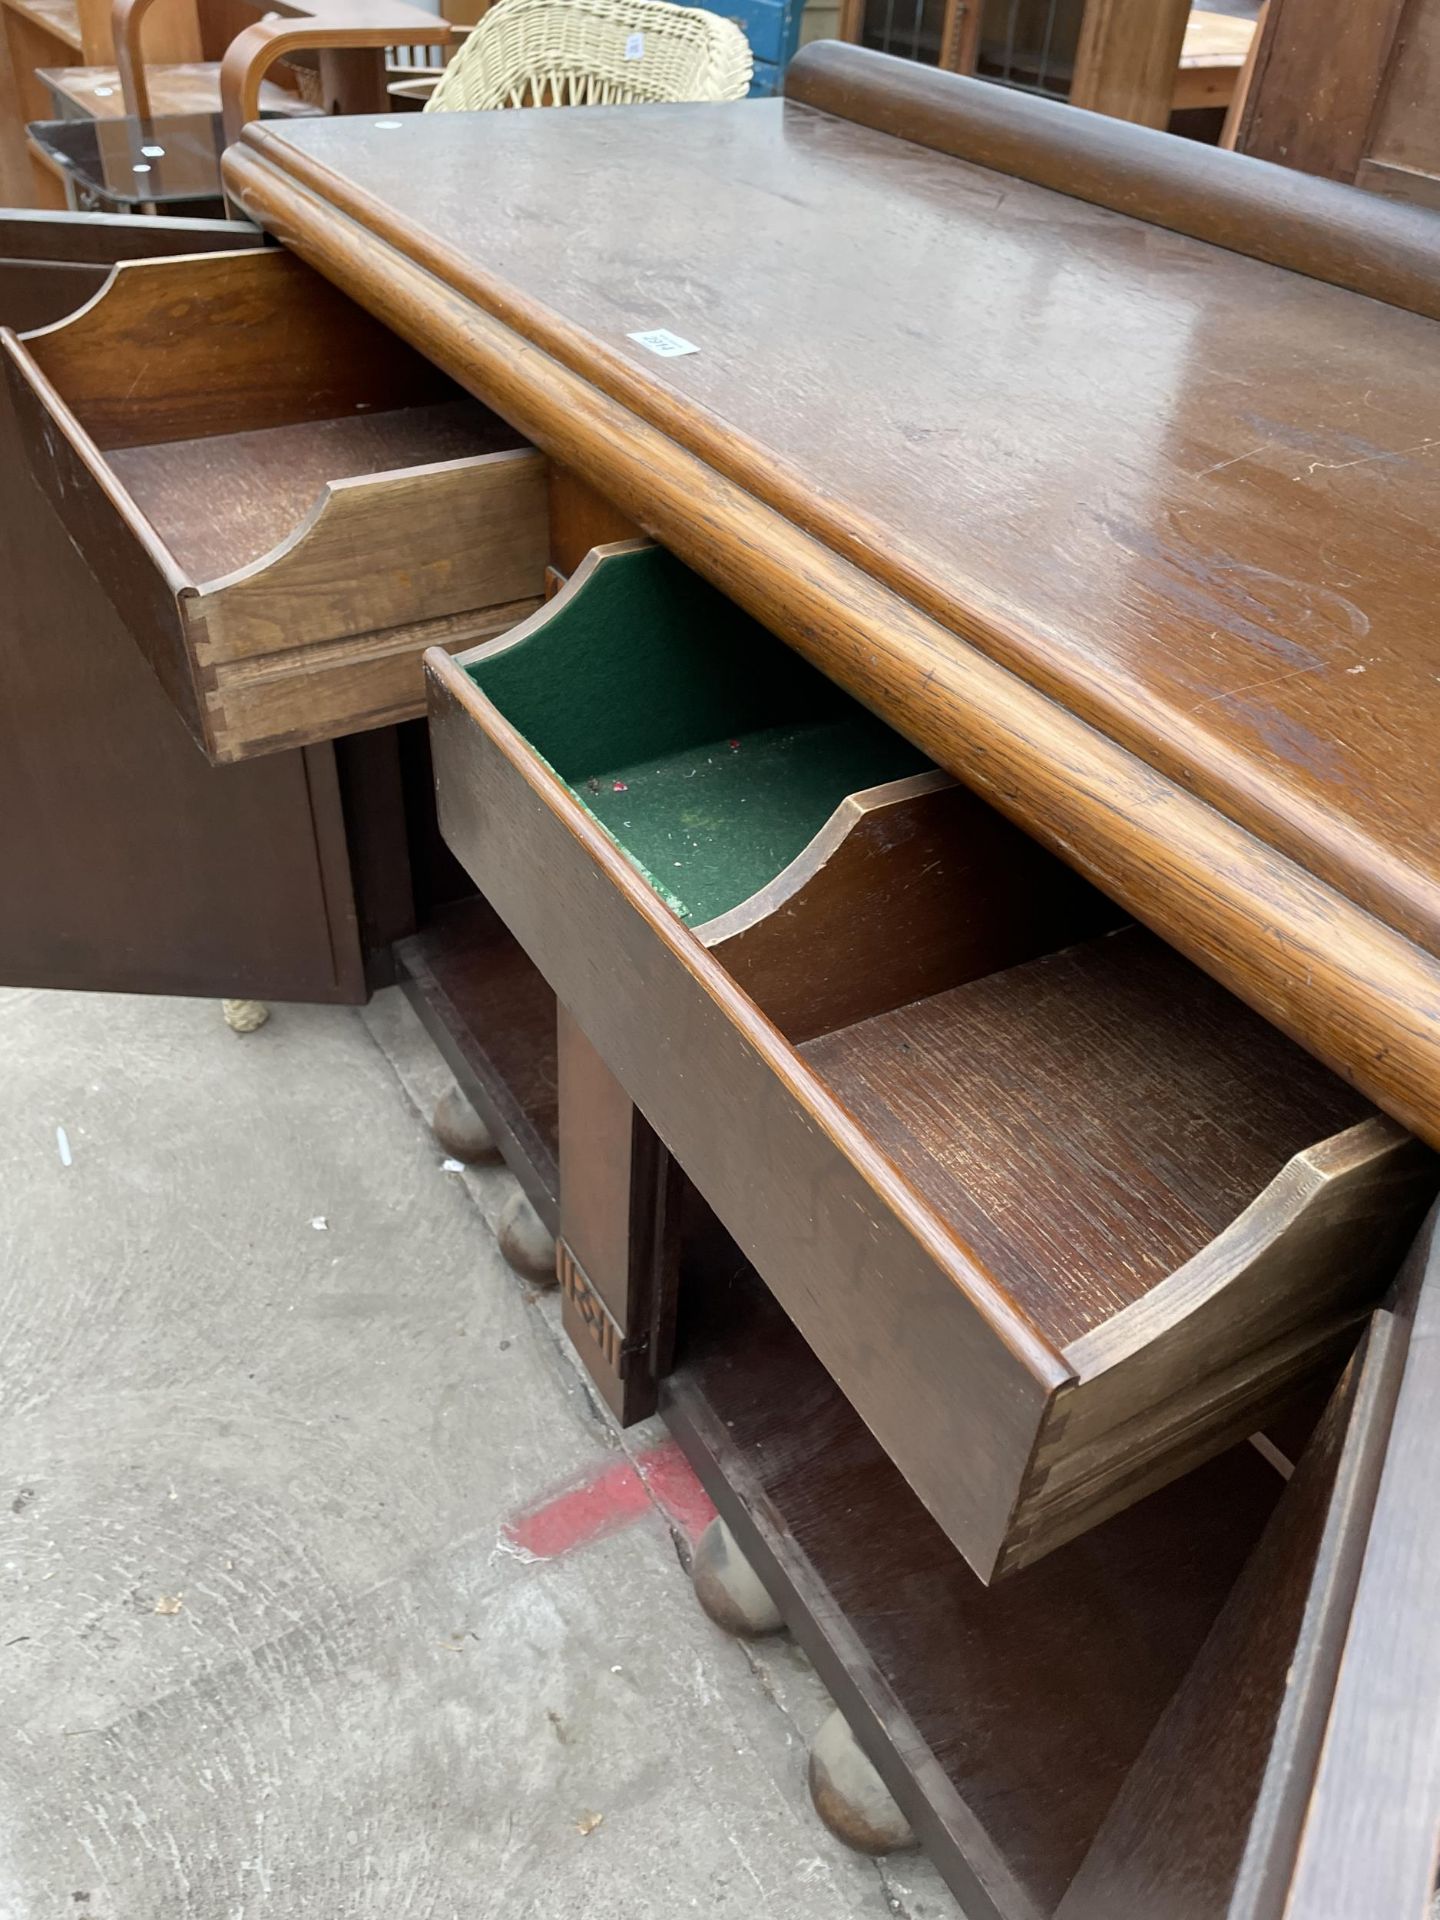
428,653,1062,1583
2,331,201,744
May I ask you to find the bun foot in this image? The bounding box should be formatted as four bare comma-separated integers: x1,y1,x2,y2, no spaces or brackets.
497,1187,557,1285
221,999,269,1034
692,1517,784,1638
808,1707,915,1856
432,1083,501,1164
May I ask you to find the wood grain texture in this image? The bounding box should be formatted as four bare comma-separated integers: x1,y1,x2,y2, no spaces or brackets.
546,464,640,577
556,1007,680,1422
20,246,454,448
1233,0,1408,182
189,447,545,663
801,929,1377,1346
559,766,1119,1429
1010,1106,1423,1566
196,591,542,761
784,41,1440,320
394,893,560,1227
663,1216,1284,1920
6,250,549,760
0,263,369,1003
1062,1212,1440,1919
1069,0,1191,127
427,636,1065,1582
426,548,1435,1578
1280,1203,1440,1920
221,118,1440,1152
107,401,528,580
1055,1318,1396,1920
699,772,1123,1045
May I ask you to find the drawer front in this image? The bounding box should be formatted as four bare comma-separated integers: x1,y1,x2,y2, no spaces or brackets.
424,557,1064,1583
427,541,1436,1582
428,670,1060,1577
4,248,548,762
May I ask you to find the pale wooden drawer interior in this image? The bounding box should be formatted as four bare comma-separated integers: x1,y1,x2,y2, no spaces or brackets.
3,245,548,762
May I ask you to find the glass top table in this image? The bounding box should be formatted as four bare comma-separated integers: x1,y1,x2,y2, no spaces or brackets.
29,112,232,212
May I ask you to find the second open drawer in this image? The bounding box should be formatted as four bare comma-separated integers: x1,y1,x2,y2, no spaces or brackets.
427,542,1438,1583
2,247,549,762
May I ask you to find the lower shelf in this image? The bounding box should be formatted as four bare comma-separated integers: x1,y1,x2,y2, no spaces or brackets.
661,1211,1286,1920
395,894,560,1227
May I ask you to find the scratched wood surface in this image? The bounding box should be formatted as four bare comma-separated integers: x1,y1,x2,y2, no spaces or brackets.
6,249,549,760
108,398,522,577
802,928,1374,1345
237,97,1440,958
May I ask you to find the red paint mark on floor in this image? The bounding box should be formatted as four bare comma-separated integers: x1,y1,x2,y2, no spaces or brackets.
634,1439,716,1544
501,1438,715,1561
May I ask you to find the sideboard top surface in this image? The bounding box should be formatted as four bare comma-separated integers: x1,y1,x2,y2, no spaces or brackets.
238,100,1440,958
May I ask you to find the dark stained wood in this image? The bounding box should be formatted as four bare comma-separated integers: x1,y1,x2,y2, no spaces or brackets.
701,771,1123,1045
785,42,1440,319
1233,0,1410,183
394,894,560,1229
1069,0,1191,127
802,929,1376,1347
1055,1317,1396,1919
0,207,257,262
1278,1204,1440,1920
331,723,415,989
556,1007,680,1423
0,259,108,331
5,247,549,762
1060,1209,1440,1920
1358,0,1440,209
426,626,1065,1582
0,245,371,1004
0,211,257,330
1236,0,1440,215
224,104,1440,1153
424,550,1437,1579
662,1207,1285,1920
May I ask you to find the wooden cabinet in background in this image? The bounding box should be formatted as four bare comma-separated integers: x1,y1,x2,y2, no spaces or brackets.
1235,0,1440,209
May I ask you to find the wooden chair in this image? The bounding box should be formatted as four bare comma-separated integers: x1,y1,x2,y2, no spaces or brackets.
116,0,450,126
422,0,752,112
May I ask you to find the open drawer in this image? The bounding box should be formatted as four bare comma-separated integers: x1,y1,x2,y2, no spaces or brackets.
2,248,548,762
426,543,1439,1583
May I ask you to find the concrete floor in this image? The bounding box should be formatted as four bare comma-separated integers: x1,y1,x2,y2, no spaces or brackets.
0,983,961,1920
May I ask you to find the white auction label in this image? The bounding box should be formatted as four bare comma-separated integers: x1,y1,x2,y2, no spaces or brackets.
624,30,644,56
628,328,700,358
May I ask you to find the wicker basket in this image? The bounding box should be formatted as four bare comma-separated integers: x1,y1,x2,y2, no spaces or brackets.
424,0,753,111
